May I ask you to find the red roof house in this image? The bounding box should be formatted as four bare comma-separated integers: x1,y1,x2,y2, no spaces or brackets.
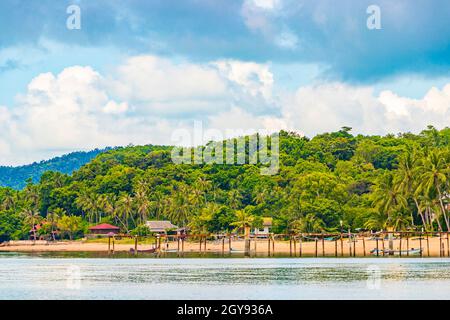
88,223,120,235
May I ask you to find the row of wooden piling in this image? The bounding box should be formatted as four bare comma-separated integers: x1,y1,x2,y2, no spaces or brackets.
106,231,450,257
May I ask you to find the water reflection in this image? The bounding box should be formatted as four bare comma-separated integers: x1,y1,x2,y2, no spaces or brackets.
1,253,450,299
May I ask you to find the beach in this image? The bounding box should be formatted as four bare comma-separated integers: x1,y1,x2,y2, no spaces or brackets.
1,236,449,257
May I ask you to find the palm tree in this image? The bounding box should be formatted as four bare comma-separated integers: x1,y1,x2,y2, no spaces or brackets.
230,210,255,234
372,172,407,230
419,149,449,230
47,208,65,241
23,184,40,210
396,148,423,226
75,191,98,223
135,189,151,225
228,189,243,210
21,208,41,241
117,194,135,232
290,213,324,233
2,190,16,211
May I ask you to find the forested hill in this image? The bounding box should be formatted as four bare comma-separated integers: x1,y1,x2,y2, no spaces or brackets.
0,149,109,189
0,126,450,242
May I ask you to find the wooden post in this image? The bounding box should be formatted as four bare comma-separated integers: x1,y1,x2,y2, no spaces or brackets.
376,237,379,257
204,236,207,253
419,233,423,257
447,232,450,257
315,237,318,257
406,235,409,257
335,237,338,257
381,233,385,256
293,236,297,257
399,233,402,257
388,231,394,256
272,234,275,255
267,236,271,256
182,237,185,256
427,233,430,257
322,237,325,257
199,236,202,253
299,236,302,257
340,234,343,257
108,236,111,253
353,235,356,257
348,232,352,257
362,236,366,257
289,236,293,257
229,234,232,253
439,232,443,257
222,236,225,255
134,236,138,256
112,236,115,254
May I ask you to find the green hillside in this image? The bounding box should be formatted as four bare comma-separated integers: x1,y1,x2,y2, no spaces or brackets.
0,149,109,189
0,126,449,242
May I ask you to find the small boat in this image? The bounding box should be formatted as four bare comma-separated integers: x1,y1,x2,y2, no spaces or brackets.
163,249,179,253
129,248,156,254
370,248,422,256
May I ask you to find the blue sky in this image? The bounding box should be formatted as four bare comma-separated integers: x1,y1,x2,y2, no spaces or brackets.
0,0,450,165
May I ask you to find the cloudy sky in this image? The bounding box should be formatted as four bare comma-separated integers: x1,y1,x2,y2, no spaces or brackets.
0,0,450,165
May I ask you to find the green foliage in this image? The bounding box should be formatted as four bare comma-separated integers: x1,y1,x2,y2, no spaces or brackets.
0,211,26,242
0,127,449,242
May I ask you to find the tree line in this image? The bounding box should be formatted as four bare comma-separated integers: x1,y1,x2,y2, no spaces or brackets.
0,126,449,242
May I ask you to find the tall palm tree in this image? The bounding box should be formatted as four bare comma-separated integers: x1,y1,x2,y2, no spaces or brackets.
230,210,255,234
419,149,449,230
228,189,243,210
291,213,324,233
47,208,65,241
117,194,135,231
135,189,151,225
396,148,424,227
372,172,407,230
21,208,41,241
2,190,16,211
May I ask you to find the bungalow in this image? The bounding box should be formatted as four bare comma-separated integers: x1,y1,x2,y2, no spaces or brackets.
88,223,120,236
146,221,179,234
253,217,273,238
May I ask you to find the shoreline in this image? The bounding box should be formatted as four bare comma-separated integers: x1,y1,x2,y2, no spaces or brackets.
1,237,449,257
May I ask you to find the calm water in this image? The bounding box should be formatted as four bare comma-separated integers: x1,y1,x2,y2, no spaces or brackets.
1,253,450,299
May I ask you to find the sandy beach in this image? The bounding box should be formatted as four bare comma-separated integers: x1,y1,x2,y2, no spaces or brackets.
1,236,449,257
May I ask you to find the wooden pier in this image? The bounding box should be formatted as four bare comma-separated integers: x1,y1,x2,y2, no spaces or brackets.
106,231,450,258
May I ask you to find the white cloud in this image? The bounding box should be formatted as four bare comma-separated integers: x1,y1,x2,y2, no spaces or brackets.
280,82,450,137
0,56,276,165
2,53,450,166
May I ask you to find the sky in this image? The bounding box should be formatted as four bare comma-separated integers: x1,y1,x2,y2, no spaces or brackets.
0,0,450,165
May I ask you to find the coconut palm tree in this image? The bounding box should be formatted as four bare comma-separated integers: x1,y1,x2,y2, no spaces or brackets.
419,149,449,230
21,208,41,241
135,189,151,224
230,210,255,234
228,189,243,210
117,194,135,232
290,213,324,233
396,148,424,226
372,172,407,229
46,208,65,241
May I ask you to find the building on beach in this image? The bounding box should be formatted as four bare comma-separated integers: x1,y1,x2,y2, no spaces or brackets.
145,220,179,234
253,217,273,238
88,223,120,236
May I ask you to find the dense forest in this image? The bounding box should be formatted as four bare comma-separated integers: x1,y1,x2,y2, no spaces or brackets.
0,149,109,189
0,126,449,242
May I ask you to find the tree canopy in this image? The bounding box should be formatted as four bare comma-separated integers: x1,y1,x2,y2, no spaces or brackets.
0,126,449,241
